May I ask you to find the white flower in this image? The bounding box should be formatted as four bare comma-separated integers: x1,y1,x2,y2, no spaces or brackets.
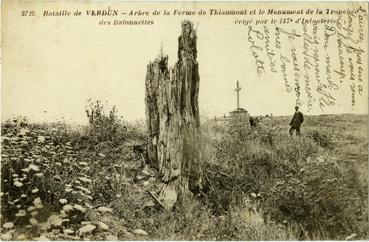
79,224,96,235
14,181,23,187
3,222,14,229
15,210,26,217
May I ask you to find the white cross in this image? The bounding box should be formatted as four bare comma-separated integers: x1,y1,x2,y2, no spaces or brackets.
234,81,241,109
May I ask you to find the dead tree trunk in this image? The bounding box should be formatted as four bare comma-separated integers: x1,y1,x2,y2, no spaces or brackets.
145,20,201,210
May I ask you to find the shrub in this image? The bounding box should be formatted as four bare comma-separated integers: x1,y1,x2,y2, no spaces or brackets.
85,99,122,143
306,129,335,149
206,122,367,239
266,155,367,238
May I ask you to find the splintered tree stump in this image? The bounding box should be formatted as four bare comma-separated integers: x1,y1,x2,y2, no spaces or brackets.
145,20,201,210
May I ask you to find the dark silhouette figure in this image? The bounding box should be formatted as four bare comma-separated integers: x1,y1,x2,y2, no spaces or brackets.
249,116,257,127
289,106,304,136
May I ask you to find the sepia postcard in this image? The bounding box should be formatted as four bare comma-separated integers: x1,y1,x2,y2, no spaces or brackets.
1,1,368,240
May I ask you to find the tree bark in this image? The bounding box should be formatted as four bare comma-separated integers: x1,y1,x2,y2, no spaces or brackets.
145,20,201,210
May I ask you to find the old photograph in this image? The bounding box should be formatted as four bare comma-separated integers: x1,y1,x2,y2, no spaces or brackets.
1,1,368,240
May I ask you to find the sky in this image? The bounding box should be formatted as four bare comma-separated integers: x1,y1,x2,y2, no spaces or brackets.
2,1,368,124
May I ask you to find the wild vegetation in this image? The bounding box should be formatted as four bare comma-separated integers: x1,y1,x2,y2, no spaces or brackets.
1,102,367,240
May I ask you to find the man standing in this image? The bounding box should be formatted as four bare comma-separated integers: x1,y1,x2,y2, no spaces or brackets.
289,106,304,136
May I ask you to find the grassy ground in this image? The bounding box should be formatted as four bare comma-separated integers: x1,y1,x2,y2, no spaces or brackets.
1,114,368,240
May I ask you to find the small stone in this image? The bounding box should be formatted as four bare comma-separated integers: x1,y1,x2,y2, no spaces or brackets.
132,229,148,236
143,200,155,208
29,218,38,225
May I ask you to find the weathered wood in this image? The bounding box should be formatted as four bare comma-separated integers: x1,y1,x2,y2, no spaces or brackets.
145,20,201,209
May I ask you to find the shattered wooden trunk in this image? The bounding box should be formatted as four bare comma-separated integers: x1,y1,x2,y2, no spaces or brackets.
145,20,201,209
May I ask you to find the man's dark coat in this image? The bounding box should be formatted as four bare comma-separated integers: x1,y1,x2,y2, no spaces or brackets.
290,111,304,127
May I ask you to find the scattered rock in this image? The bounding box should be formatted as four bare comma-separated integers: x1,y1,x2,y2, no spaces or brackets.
132,229,148,236
29,218,38,225
143,200,155,208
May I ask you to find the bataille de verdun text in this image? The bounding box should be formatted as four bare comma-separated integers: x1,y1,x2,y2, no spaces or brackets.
43,7,362,17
